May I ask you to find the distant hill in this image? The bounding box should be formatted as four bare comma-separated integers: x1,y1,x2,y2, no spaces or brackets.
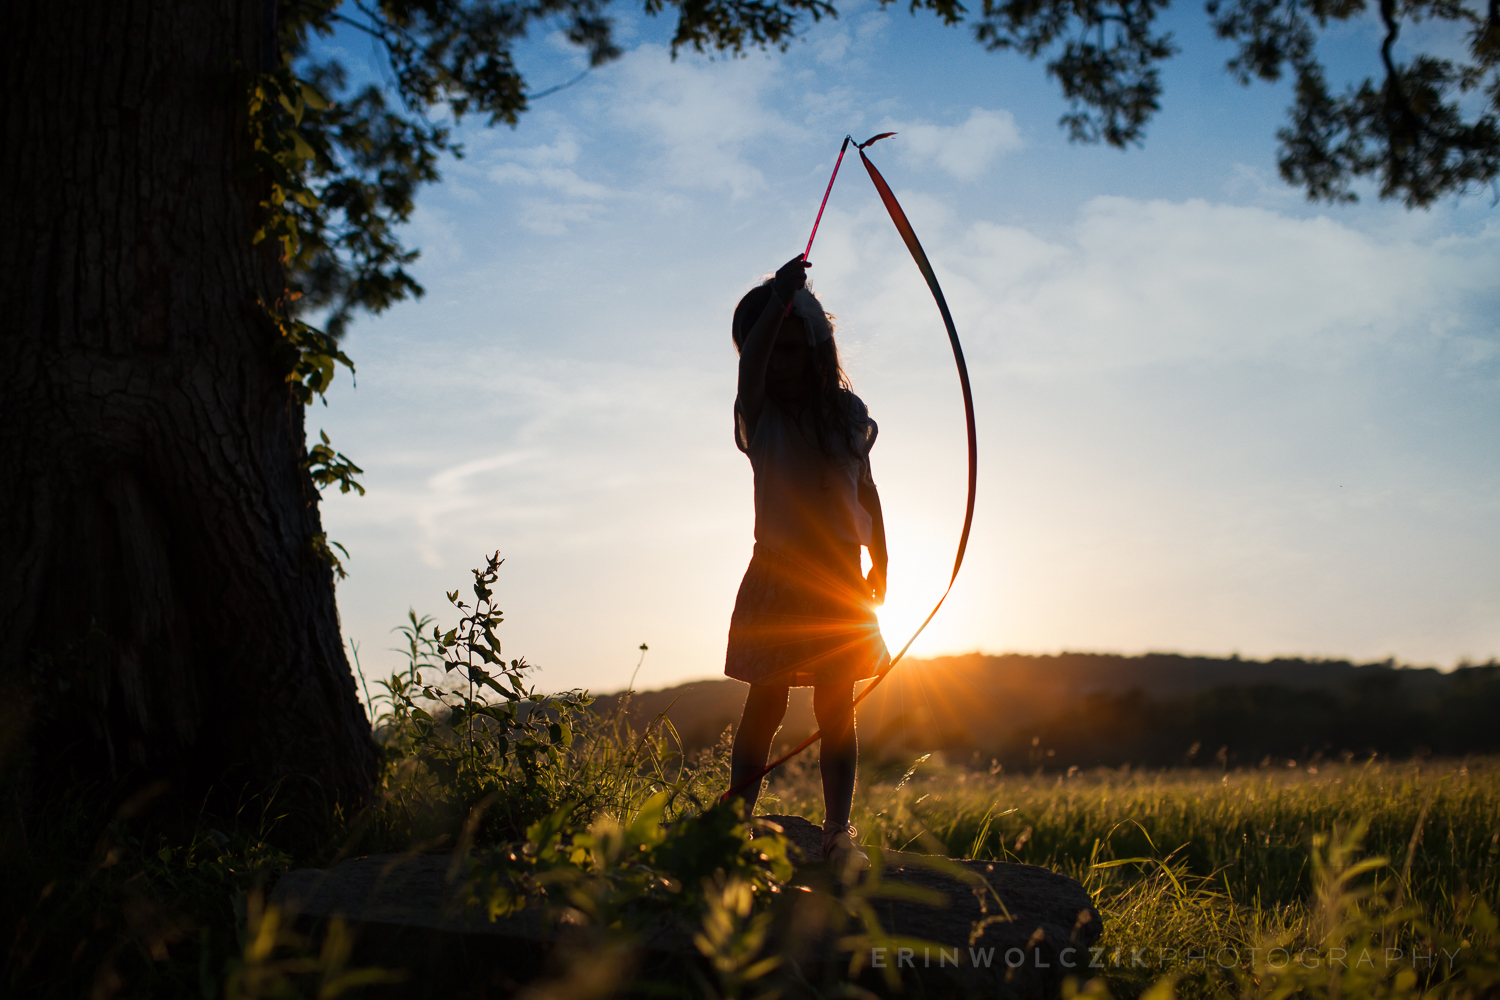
588,653,1500,769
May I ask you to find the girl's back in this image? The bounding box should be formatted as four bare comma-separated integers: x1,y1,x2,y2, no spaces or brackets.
735,389,877,570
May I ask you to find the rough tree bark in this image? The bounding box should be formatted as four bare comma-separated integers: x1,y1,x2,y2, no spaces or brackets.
0,0,376,824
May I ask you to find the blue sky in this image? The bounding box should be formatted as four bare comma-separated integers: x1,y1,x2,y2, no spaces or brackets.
309,1,1500,696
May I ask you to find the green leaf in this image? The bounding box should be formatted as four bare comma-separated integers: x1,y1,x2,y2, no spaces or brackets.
625,790,672,851
288,129,316,161
1472,899,1498,934
298,79,330,110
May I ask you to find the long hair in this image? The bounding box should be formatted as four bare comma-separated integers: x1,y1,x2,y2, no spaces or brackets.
732,280,860,458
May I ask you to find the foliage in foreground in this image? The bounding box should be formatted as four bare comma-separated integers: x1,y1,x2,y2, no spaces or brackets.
5,555,1500,998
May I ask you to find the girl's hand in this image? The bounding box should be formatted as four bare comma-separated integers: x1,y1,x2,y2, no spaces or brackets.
772,255,810,300
866,565,887,606
738,254,810,436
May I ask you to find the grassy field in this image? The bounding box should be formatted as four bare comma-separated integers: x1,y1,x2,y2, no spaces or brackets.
761,751,1500,996
7,588,1497,999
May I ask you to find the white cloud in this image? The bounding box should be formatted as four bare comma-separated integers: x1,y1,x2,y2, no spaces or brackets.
1224,162,1302,204
813,27,852,65
605,45,797,198
506,133,583,168
403,204,464,265
822,196,1500,377
516,198,603,235
885,108,1024,181
468,130,618,233
427,450,542,492
484,134,613,200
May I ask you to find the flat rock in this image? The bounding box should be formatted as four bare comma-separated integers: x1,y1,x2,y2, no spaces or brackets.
271,816,1101,998
761,815,1101,997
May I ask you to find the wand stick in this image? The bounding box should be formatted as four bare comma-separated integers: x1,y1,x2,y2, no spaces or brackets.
804,135,853,261
783,135,854,316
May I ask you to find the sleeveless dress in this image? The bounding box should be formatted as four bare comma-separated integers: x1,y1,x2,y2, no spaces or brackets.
724,391,890,688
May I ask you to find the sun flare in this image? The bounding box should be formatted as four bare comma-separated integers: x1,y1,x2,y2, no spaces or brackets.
874,542,969,661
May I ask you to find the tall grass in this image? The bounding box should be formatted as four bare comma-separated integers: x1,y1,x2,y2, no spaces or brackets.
6,554,1497,998
761,753,1500,996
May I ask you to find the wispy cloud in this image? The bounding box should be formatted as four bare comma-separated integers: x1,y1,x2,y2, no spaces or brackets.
885,108,1024,181
823,194,1500,377
482,132,614,212
427,450,543,492
605,45,798,198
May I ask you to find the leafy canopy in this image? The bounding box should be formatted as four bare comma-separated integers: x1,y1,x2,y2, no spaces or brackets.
267,0,1498,336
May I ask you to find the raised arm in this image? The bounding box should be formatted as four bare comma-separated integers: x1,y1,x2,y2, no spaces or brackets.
737,256,810,434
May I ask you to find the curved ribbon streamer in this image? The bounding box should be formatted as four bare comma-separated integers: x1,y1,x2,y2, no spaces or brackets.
722,136,979,804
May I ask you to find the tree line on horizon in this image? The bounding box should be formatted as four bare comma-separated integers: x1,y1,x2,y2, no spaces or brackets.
591,652,1500,771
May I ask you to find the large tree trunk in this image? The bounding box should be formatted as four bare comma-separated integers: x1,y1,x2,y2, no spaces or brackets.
0,1,376,825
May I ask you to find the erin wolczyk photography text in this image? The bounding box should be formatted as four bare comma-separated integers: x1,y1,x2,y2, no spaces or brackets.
868,944,1466,971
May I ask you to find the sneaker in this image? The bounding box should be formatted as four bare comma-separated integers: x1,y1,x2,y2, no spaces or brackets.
821,823,869,872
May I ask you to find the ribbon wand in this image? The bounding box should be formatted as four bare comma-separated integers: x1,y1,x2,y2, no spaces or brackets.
804,132,895,260
783,132,897,316
803,136,853,261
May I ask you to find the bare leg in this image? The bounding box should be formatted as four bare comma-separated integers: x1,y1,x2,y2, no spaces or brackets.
728,683,790,815
813,679,857,833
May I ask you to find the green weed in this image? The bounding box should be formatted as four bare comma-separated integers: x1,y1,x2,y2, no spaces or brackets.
6,552,1498,999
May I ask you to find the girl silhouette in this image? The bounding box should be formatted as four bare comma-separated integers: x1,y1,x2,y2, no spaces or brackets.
724,255,889,868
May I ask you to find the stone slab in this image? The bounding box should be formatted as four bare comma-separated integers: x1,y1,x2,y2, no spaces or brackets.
270,815,1102,998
